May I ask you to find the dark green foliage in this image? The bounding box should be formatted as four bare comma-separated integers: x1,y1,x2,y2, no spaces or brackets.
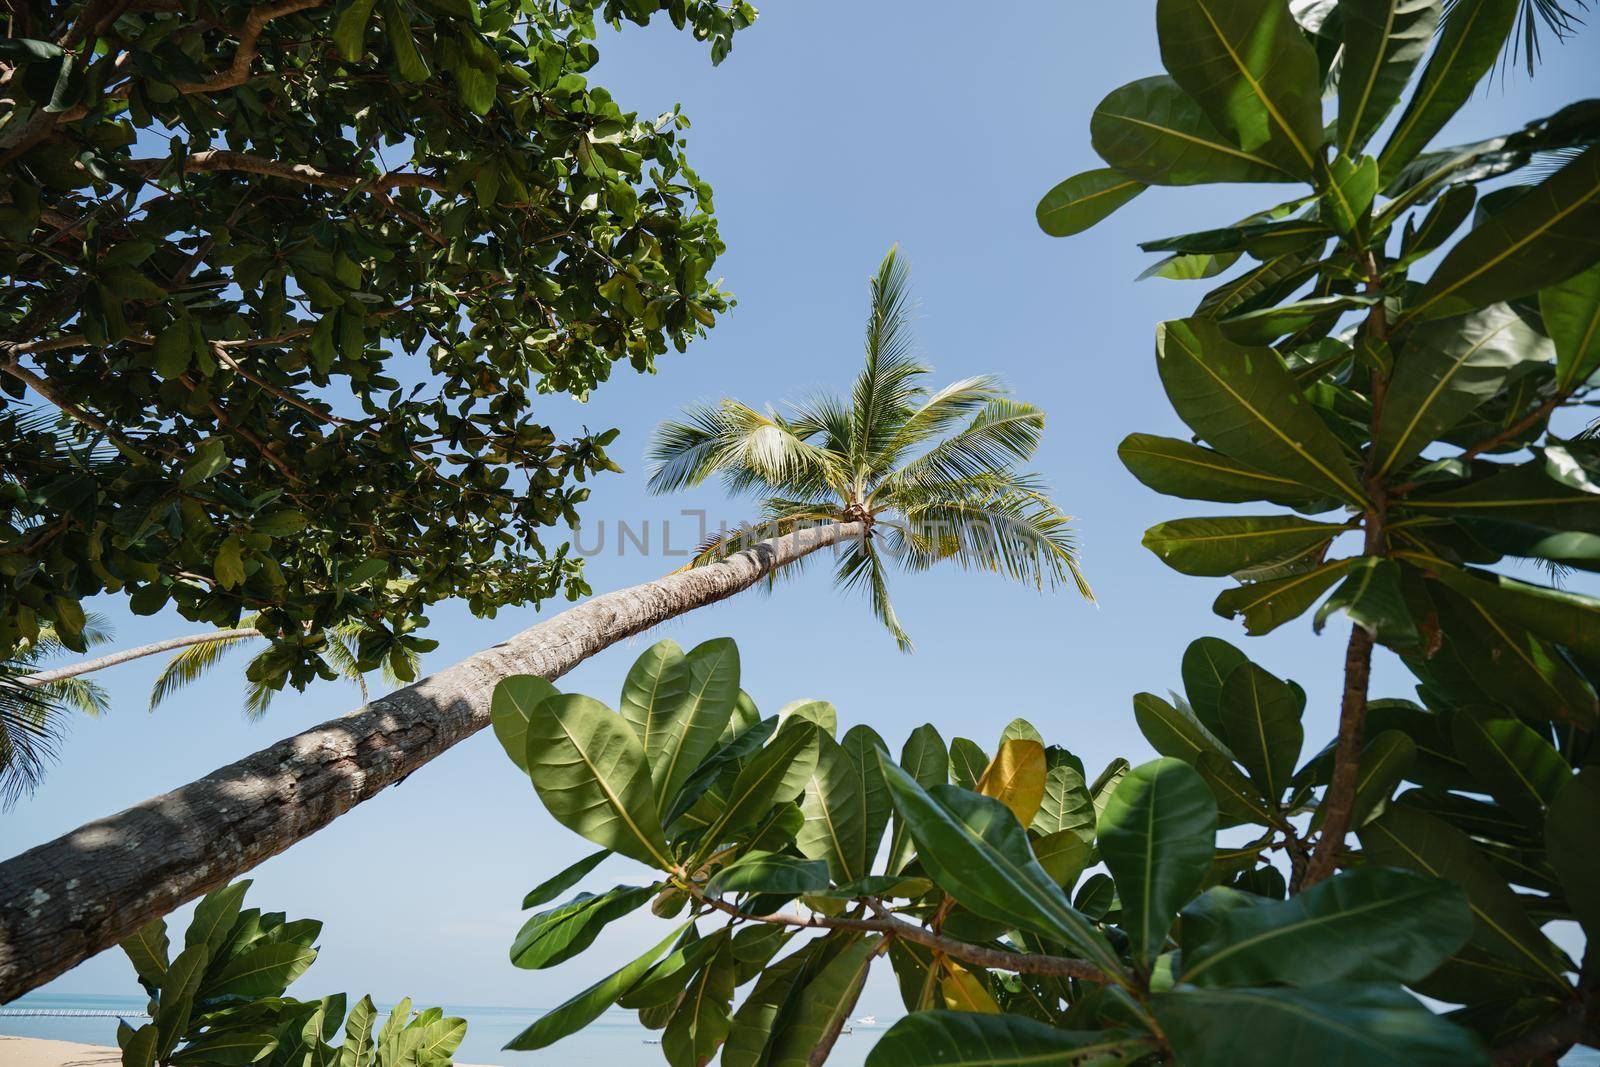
493,639,1487,1066
1042,0,1597,1060
117,880,465,1066
0,0,754,689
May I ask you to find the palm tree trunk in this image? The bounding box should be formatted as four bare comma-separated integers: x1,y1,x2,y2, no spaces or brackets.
16,629,263,687
0,521,863,1002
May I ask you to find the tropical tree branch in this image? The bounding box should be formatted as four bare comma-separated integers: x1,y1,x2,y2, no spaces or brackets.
14,629,263,688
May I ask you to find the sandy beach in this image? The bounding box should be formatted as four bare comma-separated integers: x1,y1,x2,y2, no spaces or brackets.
0,1035,501,1066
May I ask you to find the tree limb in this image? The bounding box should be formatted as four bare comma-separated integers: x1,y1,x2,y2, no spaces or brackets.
16,629,262,687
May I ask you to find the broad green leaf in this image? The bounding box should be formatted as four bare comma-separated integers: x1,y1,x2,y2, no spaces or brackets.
121,917,169,993
1195,246,1323,319
203,942,317,999
1373,303,1553,477
504,922,688,1050
1196,752,1278,827
1320,155,1380,236
1180,868,1470,986
1091,75,1294,186
1035,169,1145,237
948,737,989,792
166,1030,276,1065
1032,829,1094,889
1153,984,1488,1066
662,942,735,1067
338,995,378,1067
524,694,673,869
1118,433,1326,507
1033,754,1095,840
696,722,819,858
1142,515,1346,577
1090,758,1131,824
1464,521,1600,573
880,757,1123,976
1345,729,1417,828
619,929,727,1010
120,1025,159,1067
654,638,741,813
1098,758,1218,967
976,738,1048,826
1218,294,1378,346
187,880,249,957
886,940,941,1014
1449,714,1569,829
668,716,781,827
1132,692,1233,767
1378,0,1518,176
491,675,558,774
721,944,818,1067
1541,260,1600,390
768,936,881,1067
1359,804,1569,987
510,885,655,970
1181,637,1247,738
1156,317,1365,504
888,724,948,873
999,717,1044,745
521,849,609,909
797,733,869,884
378,0,429,82
1401,455,1600,535
1216,664,1302,802
1429,559,1600,660
866,1012,1154,1067
1397,182,1477,266
1312,557,1420,646
1336,0,1438,155
618,639,690,761
1156,0,1323,178
706,852,830,896
1409,144,1600,321
331,0,380,61
1213,557,1358,635
841,724,893,874
1547,770,1600,938
778,699,837,738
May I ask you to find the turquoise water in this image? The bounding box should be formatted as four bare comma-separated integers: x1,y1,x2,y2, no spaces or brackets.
0,993,884,1065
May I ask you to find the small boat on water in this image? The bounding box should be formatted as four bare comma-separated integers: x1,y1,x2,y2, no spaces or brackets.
854,1015,877,1026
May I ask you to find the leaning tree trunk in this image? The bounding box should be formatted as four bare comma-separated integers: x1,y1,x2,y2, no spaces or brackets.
0,521,863,1002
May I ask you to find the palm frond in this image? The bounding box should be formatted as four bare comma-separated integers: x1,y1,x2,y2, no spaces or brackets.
322,623,370,702
0,676,67,808
1440,0,1588,77
874,375,1008,467
834,539,913,652
647,400,846,500
149,627,259,711
876,398,1047,498
785,392,855,455
849,247,929,475
895,481,1094,601
37,675,111,717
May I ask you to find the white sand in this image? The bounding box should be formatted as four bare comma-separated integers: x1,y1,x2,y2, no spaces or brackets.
0,1035,501,1066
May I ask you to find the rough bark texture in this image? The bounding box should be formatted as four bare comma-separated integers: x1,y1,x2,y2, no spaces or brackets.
0,522,862,1002
17,629,262,687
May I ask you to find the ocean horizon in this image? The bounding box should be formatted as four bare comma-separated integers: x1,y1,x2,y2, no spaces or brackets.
0,992,887,1065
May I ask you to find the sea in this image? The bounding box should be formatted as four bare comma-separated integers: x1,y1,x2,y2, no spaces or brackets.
0,993,885,1065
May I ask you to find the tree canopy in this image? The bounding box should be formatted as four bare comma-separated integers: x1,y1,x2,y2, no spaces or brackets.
0,0,753,691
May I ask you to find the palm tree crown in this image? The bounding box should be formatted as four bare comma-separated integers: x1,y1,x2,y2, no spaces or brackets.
646,247,1093,650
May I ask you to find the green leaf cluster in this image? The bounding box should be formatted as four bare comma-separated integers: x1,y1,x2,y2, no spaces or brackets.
496,638,1491,1066
117,880,465,1066
1041,0,1599,1058
0,0,757,690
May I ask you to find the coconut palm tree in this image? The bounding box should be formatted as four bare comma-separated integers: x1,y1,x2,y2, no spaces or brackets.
646,246,1093,649
0,250,1096,991
1,617,112,808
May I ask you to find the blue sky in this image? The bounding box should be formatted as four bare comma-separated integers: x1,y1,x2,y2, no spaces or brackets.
5,0,1596,1029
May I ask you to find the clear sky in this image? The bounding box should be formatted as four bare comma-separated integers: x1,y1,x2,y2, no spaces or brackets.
5,0,1596,1031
